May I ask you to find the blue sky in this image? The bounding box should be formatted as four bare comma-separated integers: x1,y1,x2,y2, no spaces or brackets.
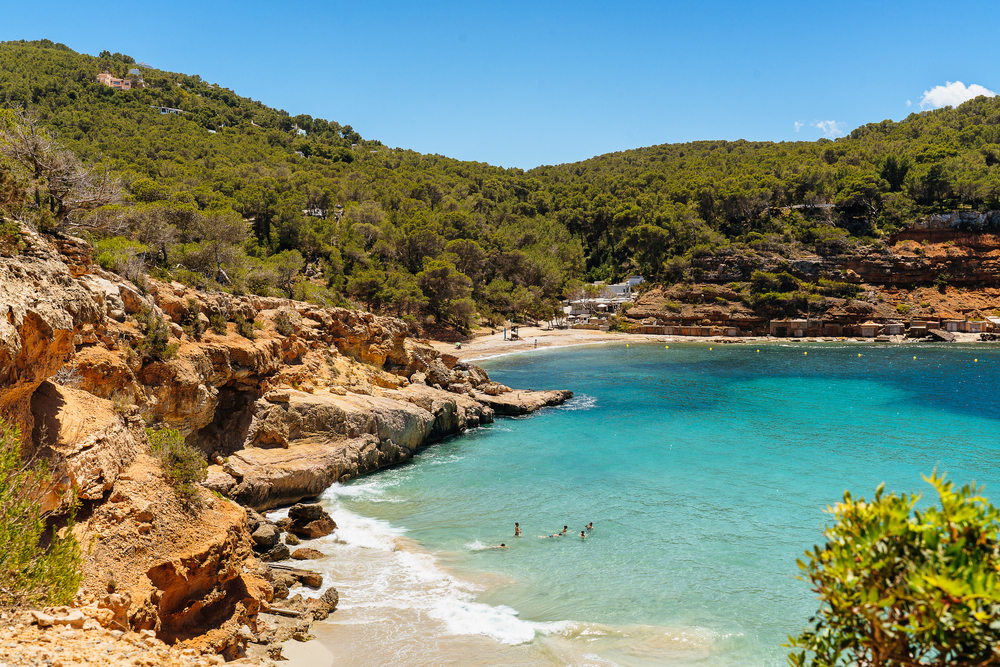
4,1,998,169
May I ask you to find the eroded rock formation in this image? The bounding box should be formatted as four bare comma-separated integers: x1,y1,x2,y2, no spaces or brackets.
0,224,571,653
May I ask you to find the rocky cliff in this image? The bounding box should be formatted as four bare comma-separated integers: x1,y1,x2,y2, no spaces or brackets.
0,225,571,654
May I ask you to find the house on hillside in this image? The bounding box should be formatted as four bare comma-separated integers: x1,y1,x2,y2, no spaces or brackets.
97,71,131,90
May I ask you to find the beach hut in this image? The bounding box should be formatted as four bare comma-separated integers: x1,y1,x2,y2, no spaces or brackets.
942,319,963,332
823,323,843,336
884,322,905,335
859,321,879,337
966,320,986,333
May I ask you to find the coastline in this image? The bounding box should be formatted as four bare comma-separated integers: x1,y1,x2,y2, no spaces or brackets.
429,326,989,363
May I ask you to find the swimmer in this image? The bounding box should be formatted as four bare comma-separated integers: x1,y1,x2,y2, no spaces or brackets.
580,531,586,540
514,522,521,537
540,532,562,538
585,522,593,531
486,543,508,549
561,525,568,535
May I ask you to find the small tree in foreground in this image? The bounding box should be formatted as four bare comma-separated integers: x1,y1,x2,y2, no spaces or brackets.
0,418,82,608
788,473,1000,667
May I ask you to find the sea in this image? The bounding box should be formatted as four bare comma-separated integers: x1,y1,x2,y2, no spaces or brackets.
271,341,1000,667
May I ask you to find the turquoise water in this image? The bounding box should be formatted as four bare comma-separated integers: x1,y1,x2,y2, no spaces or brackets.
320,342,1000,666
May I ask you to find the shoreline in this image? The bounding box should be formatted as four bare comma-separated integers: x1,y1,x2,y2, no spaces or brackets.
429,326,990,362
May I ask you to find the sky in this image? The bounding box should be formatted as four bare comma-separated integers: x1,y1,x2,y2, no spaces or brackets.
3,0,998,169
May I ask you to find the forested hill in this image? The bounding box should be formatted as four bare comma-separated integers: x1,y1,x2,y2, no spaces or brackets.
4,39,1000,329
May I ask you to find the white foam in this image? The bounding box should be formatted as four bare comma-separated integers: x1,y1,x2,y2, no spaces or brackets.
428,598,572,645
558,393,598,411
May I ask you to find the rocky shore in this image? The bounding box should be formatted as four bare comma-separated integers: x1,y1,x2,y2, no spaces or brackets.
0,226,571,663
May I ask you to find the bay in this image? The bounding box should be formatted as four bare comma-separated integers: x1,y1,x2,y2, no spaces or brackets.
303,342,1000,666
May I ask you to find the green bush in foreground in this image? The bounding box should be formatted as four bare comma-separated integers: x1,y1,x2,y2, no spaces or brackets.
788,473,1000,667
0,418,82,608
147,427,207,501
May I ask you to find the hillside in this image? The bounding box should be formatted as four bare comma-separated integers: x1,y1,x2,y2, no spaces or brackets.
5,39,1000,330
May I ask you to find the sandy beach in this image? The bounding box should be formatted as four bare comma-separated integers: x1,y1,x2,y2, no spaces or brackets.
427,325,988,363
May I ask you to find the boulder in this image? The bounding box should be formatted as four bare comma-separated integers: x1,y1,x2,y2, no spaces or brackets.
284,533,300,546
258,543,291,562
251,523,280,548
288,503,337,539
309,587,339,621
291,548,325,561
466,364,490,387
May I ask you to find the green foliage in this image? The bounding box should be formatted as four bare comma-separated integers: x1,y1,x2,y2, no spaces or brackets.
146,427,207,501
789,473,1000,667
814,279,861,299
208,309,227,335
180,297,206,339
234,312,255,340
274,308,297,336
94,236,148,272
11,38,1000,326
0,418,83,608
134,305,178,361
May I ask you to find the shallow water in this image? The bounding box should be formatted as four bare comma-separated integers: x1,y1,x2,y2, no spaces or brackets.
295,342,1000,666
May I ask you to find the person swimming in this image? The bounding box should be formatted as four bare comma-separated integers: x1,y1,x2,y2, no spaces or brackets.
485,543,508,549
580,531,586,540
514,523,521,537
561,525,568,535
585,522,593,531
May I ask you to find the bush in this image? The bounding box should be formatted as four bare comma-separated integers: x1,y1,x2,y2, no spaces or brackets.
208,309,227,335
234,312,255,340
146,428,207,500
0,418,82,607
815,278,861,299
789,473,1000,667
181,298,206,339
896,303,913,315
134,306,178,362
274,309,295,336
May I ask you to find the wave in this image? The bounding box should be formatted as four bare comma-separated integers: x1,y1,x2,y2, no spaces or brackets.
557,393,598,411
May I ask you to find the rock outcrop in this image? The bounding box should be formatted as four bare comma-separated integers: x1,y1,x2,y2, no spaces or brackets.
0,224,572,655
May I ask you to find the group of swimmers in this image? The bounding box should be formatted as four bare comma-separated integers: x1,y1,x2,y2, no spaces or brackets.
487,522,593,549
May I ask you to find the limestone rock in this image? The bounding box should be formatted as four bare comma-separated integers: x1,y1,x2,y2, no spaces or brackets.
251,523,280,548
258,543,291,562
290,548,324,560
309,587,339,621
288,503,336,539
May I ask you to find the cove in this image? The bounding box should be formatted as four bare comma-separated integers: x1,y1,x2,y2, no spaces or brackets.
312,342,1000,667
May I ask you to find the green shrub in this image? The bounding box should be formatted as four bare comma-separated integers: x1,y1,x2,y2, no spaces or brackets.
234,312,255,340
750,271,800,294
208,310,227,335
0,219,24,254
134,306,178,362
93,237,148,273
274,309,296,337
181,298,206,339
146,428,207,500
0,418,82,607
789,473,1000,667
662,300,682,312
815,278,861,299
896,303,912,315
